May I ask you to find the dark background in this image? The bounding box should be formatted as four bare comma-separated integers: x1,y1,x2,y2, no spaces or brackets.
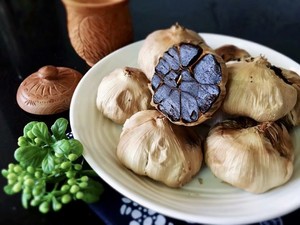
0,0,300,224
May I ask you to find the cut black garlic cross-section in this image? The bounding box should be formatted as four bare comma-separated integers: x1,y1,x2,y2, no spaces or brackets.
151,43,228,126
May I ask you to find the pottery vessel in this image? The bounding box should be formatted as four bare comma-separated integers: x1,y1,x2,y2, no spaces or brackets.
61,0,133,66
16,65,83,115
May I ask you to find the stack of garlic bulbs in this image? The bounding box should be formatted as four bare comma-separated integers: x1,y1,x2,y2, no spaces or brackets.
96,23,300,193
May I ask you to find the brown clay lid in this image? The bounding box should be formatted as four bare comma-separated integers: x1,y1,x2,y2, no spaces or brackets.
16,65,83,115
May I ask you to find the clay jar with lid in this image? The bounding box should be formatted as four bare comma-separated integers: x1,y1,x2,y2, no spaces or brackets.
16,65,83,115
61,0,133,66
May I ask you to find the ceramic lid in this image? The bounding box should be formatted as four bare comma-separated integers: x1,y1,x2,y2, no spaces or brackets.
16,65,83,115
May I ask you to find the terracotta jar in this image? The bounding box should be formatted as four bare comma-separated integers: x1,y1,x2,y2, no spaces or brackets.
61,0,133,66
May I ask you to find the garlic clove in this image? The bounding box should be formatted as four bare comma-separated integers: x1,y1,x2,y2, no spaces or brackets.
204,118,294,194
96,67,152,124
214,44,251,62
150,42,228,126
222,56,298,122
117,110,203,188
138,23,205,80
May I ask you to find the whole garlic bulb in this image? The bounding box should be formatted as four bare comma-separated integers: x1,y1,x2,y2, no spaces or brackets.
204,118,294,193
96,67,152,124
138,23,205,80
117,110,203,188
279,67,300,126
214,44,251,62
222,56,297,122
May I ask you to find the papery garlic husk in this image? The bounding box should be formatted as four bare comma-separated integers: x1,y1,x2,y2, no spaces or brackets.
96,67,152,124
117,110,203,188
222,56,298,122
203,108,234,128
138,23,206,80
279,67,300,126
204,118,294,194
214,44,251,62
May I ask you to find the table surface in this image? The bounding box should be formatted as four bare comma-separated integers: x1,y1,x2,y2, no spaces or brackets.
1,0,300,224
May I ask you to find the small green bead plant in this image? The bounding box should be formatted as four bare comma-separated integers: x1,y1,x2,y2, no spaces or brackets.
1,118,103,213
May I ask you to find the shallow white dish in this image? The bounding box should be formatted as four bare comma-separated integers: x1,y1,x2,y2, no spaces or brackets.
70,33,300,225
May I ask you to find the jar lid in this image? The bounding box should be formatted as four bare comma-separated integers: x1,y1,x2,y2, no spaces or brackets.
16,65,83,115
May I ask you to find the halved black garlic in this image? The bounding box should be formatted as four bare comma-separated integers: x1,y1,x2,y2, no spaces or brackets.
138,23,205,80
150,43,228,126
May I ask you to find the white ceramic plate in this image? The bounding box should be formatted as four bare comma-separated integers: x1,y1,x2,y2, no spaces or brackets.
70,33,300,225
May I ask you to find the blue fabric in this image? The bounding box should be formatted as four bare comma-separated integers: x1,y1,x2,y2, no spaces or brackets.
89,180,284,225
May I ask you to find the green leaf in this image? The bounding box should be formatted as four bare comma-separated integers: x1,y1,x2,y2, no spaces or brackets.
81,178,104,203
51,118,68,141
23,121,37,138
42,153,55,174
52,140,70,155
14,146,47,167
68,139,83,156
32,122,51,144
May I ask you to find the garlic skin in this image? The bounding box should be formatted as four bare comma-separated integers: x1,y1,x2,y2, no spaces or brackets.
117,110,203,188
222,56,297,122
204,118,294,193
96,67,152,124
279,68,300,126
138,23,205,80
215,44,251,62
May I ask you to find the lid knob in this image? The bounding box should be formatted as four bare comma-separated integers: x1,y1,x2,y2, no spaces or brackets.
38,65,59,80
